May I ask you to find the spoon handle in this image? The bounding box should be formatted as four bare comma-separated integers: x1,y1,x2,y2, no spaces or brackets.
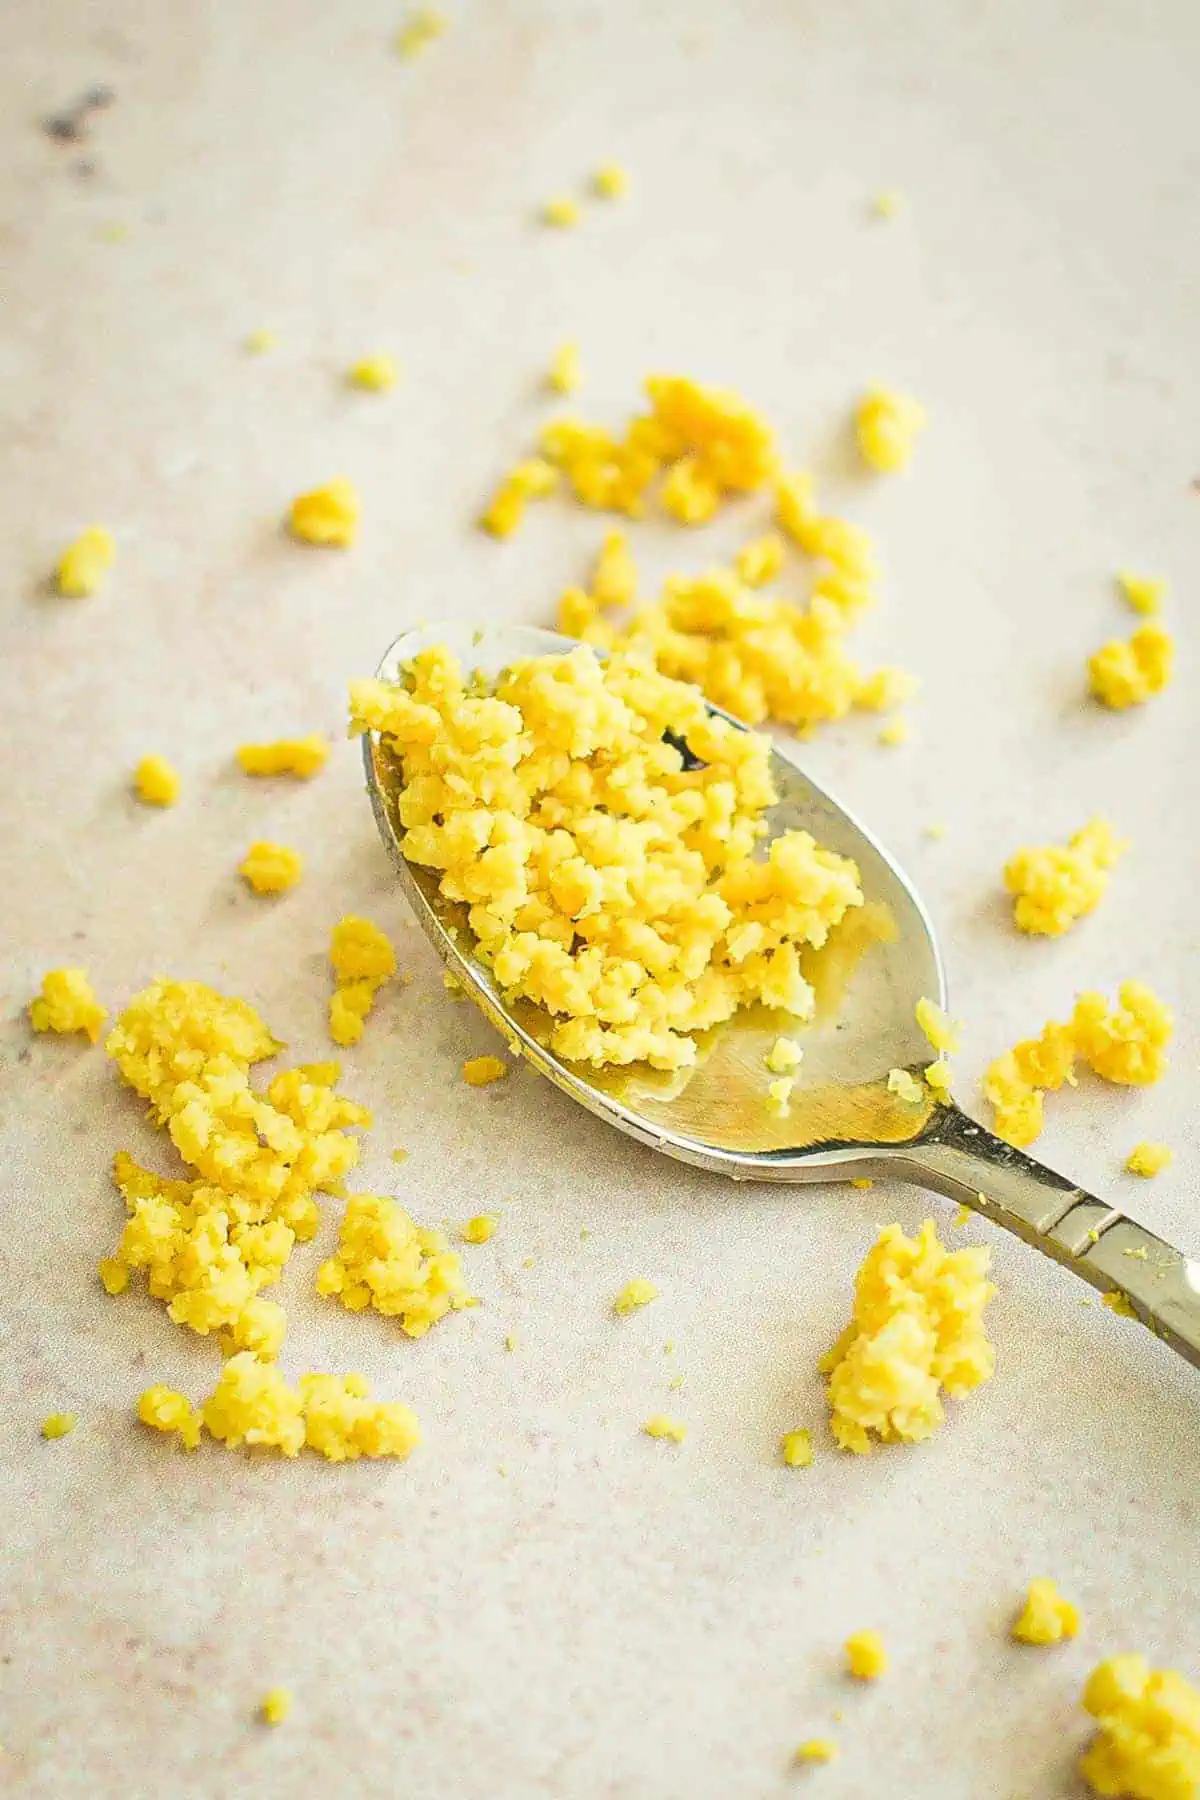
888,1104,1200,1370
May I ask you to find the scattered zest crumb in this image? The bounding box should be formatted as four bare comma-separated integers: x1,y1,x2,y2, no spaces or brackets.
289,477,360,548
139,1355,419,1461
734,533,786,587
244,328,275,355
613,1278,658,1316
348,355,399,392
41,1412,77,1440
542,196,581,229
133,754,180,807
462,1055,507,1087
766,1036,802,1074
886,1068,924,1104
391,1147,409,1164
856,387,925,473
328,915,397,1046
1079,1655,1200,1797
1088,623,1173,708
1004,817,1126,936
1125,1141,1172,1178
870,189,904,219
396,7,447,58
480,457,558,537
795,1738,838,1765
548,341,580,395
642,1414,686,1444
1117,571,1166,616
878,717,910,747
461,1214,495,1244
56,525,115,597
767,1075,795,1117
845,1631,888,1680
29,968,107,1043
237,735,330,779
916,997,959,1055
316,1193,471,1334
239,841,303,895
592,162,628,200
1012,1578,1080,1646
822,1221,995,1452
952,1204,972,1227
1103,1291,1137,1320
504,1333,517,1352
780,1429,813,1468
260,1687,292,1726
850,1177,872,1190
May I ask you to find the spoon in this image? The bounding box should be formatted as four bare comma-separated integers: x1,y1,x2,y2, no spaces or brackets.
363,621,1200,1369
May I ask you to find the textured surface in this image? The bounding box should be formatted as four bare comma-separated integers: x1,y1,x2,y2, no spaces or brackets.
1,3,1198,1795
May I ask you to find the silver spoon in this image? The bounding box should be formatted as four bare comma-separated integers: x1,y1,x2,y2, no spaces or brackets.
363,621,1200,1369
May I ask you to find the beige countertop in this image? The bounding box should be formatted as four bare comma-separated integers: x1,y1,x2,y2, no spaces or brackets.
2,2,1198,1795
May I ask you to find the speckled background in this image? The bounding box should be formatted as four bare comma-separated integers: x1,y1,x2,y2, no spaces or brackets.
1,3,1198,1795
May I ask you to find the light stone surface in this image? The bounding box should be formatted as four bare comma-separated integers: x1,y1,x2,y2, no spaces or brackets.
1,3,1197,1796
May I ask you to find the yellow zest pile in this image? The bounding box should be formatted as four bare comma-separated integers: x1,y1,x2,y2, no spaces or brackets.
289,478,360,548
236,735,330,778
29,967,107,1042
984,981,1172,1147
821,1220,995,1453
348,354,398,392
315,1192,471,1336
56,525,115,597
351,643,863,1070
134,754,180,807
845,1631,888,1680
1011,1578,1080,1645
1088,623,1173,708
139,1355,420,1462
328,914,397,1046
1079,1655,1200,1799
1003,817,1126,936
855,387,926,473
1126,1141,1172,1178
239,841,303,894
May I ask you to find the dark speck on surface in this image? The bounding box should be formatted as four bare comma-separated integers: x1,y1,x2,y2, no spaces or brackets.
42,85,116,144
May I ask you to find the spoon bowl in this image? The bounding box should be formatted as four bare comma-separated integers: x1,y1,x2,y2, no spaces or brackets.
364,621,1200,1364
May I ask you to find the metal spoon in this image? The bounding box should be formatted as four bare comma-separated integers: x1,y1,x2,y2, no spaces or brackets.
363,621,1200,1368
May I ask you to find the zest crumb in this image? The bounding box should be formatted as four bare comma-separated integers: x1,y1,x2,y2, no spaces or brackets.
29,968,107,1042
794,1739,838,1765
1118,571,1166,616
613,1278,658,1316
139,1354,420,1462
870,189,904,219
985,982,1172,1147
887,1068,924,1103
780,1429,813,1468
239,841,303,894
316,1193,471,1335
237,735,330,778
1079,1655,1200,1798
348,354,399,392
391,1147,409,1163
245,328,276,354
56,525,115,597
768,1075,795,1116
480,457,558,537
592,162,628,199
1103,1291,1137,1319
548,341,580,395
1126,1141,1173,1177
260,1687,292,1726
289,477,360,548
133,754,180,807
845,1631,888,1680
41,1413,77,1439
822,1220,995,1453
766,1036,802,1074
952,1204,972,1226
734,533,786,587
462,1055,507,1087
351,644,863,1070
101,980,370,1351
856,387,925,473
328,915,397,1046
1004,817,1126,936
1012,1579,1080,1646
642,1415,686,1444
850,1177,872,1189
1088,623,1173,708
916,997,958,1054
878,717,910,746
461,1214,495,1244
542,196,580,229
396,6,447,57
